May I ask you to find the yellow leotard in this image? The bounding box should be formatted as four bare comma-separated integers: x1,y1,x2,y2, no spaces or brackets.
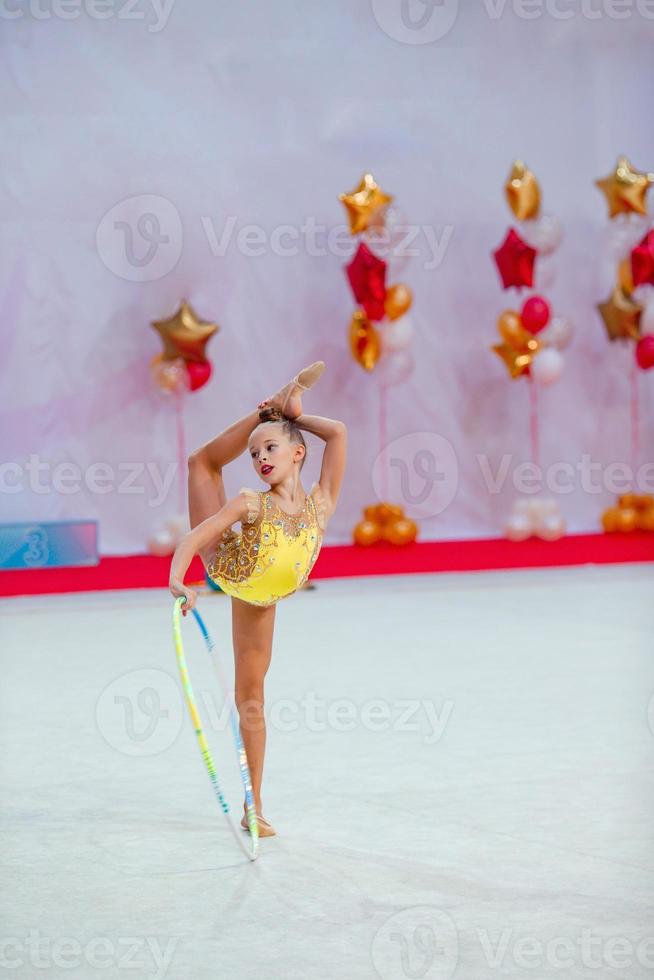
207,482,327,607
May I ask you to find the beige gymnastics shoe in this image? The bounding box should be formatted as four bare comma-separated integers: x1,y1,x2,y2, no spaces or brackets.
258,360,325,421
241,812,277,837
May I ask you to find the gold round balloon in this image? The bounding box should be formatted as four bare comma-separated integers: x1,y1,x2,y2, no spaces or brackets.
150,354,187,392
505,160,541,221
497,309,530,348
617,507,638,532
375,502,404,525
353,519,382,546
618,258,634,295
384,284,413,321
601,507,620,532
384,517,418,545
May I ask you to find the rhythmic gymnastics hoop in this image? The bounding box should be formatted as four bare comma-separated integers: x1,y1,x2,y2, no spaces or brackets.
172,596,259,861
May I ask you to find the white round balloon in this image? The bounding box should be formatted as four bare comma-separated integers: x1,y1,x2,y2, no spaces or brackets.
534,254,557,291
639,298,654,337
504,513,532,541
536,513,566,541
378,348,415,387
531,347,564,386
632,284,654,305
520,213,563,256
541,315,573,350
365,205,411,275
165,514,189,544
147,528,176,557
604,213,649,260
381,314,415,353
512,498,534,519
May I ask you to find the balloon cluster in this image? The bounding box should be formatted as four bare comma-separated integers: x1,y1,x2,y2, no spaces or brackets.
353,502,418,547
601,493,654,533
492,162,569,384
596,156,654,371
504,498,566,542
147,299,220,557
150,299,219,393
340,173,415,385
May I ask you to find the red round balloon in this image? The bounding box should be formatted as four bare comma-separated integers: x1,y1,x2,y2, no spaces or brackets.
521,296,550,334
185,360,212,391
636,336,654,371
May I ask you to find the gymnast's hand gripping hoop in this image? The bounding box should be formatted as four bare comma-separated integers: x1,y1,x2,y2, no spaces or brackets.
172,597,259,861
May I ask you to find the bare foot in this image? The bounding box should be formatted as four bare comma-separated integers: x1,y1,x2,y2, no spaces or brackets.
258,361,325,421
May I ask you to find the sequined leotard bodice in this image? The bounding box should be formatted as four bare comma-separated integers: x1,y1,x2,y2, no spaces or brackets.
207,483,326,607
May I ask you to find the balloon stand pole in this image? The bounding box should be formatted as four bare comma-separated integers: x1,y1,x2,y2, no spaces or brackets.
528,377,540,472
379,378,389,502
630,356,640,480
175,388,187,515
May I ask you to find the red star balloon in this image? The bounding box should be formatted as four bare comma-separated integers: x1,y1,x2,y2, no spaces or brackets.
493,228,537,290
345,242,387,321
631,231,654,288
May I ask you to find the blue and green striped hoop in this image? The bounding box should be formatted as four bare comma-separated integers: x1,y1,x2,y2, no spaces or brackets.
172,596,258,860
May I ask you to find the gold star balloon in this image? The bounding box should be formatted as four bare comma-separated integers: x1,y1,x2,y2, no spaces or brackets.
349,310,381,371
597,287,642,342
339,173,393,236
595,156,653,218
151,300,219,363
505,160,541,221
492,338,539,379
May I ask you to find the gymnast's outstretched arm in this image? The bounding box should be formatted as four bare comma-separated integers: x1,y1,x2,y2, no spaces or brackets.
169,493,249,613
294,414,347,519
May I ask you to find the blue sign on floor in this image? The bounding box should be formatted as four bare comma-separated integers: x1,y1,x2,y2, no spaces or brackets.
0,521,99,570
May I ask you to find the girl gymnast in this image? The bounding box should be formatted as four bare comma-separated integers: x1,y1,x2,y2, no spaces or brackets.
169,362,347,837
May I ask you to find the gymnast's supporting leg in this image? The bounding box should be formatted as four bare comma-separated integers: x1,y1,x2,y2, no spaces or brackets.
231,597,277,833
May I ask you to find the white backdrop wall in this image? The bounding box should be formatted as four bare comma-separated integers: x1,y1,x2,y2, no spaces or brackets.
1,2,653,553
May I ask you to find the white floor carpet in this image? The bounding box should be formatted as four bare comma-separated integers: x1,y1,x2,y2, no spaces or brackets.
1,564,653,980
